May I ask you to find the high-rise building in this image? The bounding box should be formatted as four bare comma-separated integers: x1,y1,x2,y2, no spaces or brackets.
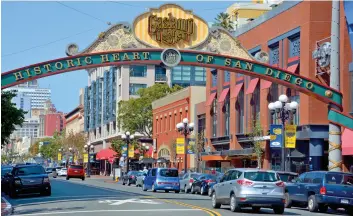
44,113,66,136
11,92,32,118
10,118,40,139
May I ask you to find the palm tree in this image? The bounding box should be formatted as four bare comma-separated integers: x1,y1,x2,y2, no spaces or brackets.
213,12,234,32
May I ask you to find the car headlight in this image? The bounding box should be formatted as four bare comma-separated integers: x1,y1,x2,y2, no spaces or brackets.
14,180,21,185
43,177,50,183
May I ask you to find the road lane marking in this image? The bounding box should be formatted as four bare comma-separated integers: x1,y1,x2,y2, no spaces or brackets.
12,209,203,215
10,195,130,201
98,198,161,205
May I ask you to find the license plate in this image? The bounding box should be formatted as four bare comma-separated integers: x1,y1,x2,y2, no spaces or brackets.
341,199,349,204
74,171,78,173
165,187,172,189
262,189,270,194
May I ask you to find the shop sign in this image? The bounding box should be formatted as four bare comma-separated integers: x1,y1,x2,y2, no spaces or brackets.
83,153,88,163
285,125,297,148
57,153,62,161
128,145,134,158
176,138,184,154
122,145,127,157
270,124,283,148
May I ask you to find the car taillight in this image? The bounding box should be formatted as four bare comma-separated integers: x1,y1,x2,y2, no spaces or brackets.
320,186,326,195
189,178,194,183
276,181,285,187
130,175,135,179
205,179,215,183
237,180,254,186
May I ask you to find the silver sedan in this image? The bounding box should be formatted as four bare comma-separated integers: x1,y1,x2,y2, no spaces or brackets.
135,172,147,187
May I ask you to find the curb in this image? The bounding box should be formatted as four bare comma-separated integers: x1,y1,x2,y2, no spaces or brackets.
1,196,13,216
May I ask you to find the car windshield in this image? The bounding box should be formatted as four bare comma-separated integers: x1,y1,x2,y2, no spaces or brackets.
190,173,200,178
325,173,353,185
70,165,83,169
129,171,139,175
61,168,67,171
1,168,12,177
279,174,298,182
159,169,178,177
15,166,45,176
244,171,279,182
199,174,217,180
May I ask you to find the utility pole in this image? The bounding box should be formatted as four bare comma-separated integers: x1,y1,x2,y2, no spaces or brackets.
328,0,342,171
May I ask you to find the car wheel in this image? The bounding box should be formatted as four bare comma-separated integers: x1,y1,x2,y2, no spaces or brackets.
208,188,213,197
230,194,241,212
82,177,85,181
127,179,131,186
42,190,51,196
318,204,328,213
175,190,180,193
345,207,353,215
165,190,169,193
191,186,195,194
142,183,147,191
285,192,292,208
308,195,319,212
211,193,221,209
122,180,126,185
66,176,69,180
9,188,17,199
329,205,338,211
200,186,205,195
273,206,285,214
152,183,156,192
252,207,261,213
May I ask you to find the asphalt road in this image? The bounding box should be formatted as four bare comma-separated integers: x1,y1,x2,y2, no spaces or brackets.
5,177,351,216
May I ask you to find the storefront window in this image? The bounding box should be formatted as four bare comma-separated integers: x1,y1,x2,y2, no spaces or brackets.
224,96,230,136
236,89,244,133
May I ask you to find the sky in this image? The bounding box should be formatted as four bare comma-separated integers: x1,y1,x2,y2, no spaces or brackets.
1,1,234,113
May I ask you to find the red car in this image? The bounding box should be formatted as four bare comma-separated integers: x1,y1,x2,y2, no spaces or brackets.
67,165,85,181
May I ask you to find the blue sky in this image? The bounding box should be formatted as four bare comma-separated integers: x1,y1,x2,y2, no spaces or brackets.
1,1,233,113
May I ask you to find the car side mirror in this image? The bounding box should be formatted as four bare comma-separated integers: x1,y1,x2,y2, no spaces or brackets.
291,178,297,183
220,178,224,183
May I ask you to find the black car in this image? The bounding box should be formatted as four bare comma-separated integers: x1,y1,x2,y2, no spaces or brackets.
4,164,51,198
122,171,142,186
1,166,13,195
277,171,298,183
190,174,217,195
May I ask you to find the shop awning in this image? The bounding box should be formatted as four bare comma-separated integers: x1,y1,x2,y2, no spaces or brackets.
96,149,117,160
206,92,217,106
245,78,259,95
342,128,353,155
231,83,243,98
218,88,230,103
287,63,299,73
261,80,272,90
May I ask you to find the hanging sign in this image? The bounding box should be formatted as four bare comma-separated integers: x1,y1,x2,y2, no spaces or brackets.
187,139,195,154
285,125,297,148
57,153,62,161
122,145,127,157
128,145,134,158
176,138,185,154
83,153,88,163
270,124,283,148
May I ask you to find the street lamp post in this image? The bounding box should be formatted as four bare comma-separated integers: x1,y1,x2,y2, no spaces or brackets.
268,94,299,172
84,144,95,177
121,132,134,173
176,118,194,173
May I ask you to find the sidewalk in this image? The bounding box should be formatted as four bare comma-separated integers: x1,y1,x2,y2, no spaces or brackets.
1,196,13,216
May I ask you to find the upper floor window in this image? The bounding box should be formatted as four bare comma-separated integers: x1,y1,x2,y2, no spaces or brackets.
155,66,166,81
224,71,230,83
269,83,279,124
252,85,260,125
224,96,230,136
211,69,217,87
130,65,147,77
269,43,280,65
172,66,191,81
289,34,301,57
236,89,244,133
195,67,206,81
129,83,147,95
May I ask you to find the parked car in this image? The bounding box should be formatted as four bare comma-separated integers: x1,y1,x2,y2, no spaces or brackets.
57,168,67,176
1,166,13,195
45,167,53,174
122,171,141,186
190,174,217,195
179,172,201,193
277,171,298,184
142,168,180,193
67,165,85,181
5,164,51,198
212,168,285,214
136,172,147,187
208,173,224,196
285,171,353,214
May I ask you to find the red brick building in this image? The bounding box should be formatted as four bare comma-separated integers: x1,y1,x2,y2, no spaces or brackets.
44,112,66,136
152,86,206,171
196,1,352,173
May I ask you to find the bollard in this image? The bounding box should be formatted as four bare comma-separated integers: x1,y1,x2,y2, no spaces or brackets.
115,177,119,182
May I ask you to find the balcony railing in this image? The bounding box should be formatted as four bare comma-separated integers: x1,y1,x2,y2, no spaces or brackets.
155,74,167,82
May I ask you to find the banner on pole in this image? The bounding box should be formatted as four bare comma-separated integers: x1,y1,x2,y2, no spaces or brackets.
128,145,134,158
122,145,127,157
176,138,185,154
83,153,88,163
57,153,62,161
285,125,297,148
187,140,195,154
270,124,283,148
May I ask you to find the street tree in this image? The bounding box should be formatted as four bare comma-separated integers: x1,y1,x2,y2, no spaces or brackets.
111,138,143,159
195,130,205,172
118,84,182,137
65,131,87,159
29,142,40,157
248,114,265,168
213,12,234,31
1,91,26,148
